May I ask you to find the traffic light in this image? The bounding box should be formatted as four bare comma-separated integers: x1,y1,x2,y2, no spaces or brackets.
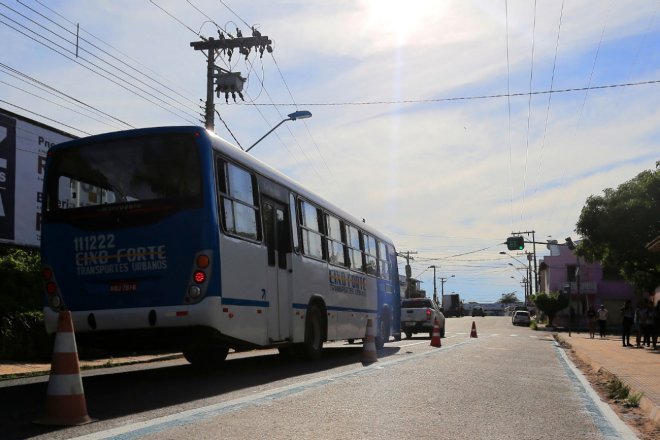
506,236,525,251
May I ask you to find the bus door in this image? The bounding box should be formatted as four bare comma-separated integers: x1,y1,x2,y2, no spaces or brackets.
262,197,292,342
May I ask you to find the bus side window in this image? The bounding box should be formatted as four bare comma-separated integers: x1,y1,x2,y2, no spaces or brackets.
217,159,261,241
363,233,378,276
377,240,390,280
298,199,324,260
289,193,300,253
346,224,363,272
325,213,346,267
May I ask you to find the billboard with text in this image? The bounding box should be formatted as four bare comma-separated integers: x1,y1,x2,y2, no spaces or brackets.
0,109,76,248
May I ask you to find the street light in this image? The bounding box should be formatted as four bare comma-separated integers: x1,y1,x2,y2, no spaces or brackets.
246,110,312,153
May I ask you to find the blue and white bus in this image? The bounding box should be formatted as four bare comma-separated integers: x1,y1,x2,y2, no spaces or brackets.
41,126,401,365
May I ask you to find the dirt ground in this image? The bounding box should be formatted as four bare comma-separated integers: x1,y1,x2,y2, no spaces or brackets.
564,347,660,440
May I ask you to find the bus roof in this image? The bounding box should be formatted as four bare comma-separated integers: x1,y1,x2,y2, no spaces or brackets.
50,125,395,246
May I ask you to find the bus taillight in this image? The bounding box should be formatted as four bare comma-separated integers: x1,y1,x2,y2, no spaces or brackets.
42,265,63,310
42,268,53,281
196,254,210,269
46,282,58,295
185,251,212,304
193,270,206,284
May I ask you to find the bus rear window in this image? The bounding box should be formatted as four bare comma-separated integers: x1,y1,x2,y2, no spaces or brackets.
46,134,202,211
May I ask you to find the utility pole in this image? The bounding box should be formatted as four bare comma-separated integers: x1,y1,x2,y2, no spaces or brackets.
511,230,538,297
397,251,417,299
190,30,272,131
429,265,438,303
439,277,451,298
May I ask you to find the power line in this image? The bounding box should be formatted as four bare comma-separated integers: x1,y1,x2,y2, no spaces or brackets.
532,0,564,203
0,98,92,135
505,0,514,233
0,62,133,128
234,79,660,107
521,0,538,226
17,0,199,111
0,9,199,124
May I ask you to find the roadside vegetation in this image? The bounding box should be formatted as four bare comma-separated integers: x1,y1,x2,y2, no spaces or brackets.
0,247,51,361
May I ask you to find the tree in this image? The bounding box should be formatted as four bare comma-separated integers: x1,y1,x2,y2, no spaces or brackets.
498,292,520,304
533,292,569,327
575,167,660,294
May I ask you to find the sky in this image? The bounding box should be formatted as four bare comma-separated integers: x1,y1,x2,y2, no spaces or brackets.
1,0,659,303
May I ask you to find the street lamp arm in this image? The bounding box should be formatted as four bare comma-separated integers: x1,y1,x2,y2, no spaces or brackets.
246,119,287,152
245,110,312,153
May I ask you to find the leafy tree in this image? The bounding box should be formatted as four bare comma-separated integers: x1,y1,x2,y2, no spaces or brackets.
0,247,42,316
498,292,520,304
533,292,569,327
575,167,660,294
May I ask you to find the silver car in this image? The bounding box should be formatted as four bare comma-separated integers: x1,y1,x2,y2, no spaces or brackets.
512,310,531,326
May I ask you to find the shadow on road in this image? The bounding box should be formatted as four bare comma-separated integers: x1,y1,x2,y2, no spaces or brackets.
0,344,401,439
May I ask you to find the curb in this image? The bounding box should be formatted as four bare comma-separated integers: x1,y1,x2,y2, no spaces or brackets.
0,353,184,381
556,334,660,427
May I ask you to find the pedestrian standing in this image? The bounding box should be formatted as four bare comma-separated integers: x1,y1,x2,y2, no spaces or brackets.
653,301,659,349
634,302,644,347
587,305,596,339
596,304,608,338
646,301,660,349
620,300,634,347
642,300,654,347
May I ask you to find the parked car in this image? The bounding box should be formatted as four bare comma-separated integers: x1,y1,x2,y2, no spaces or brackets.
401,298,446,339
512,310,531,326
471,306,485,317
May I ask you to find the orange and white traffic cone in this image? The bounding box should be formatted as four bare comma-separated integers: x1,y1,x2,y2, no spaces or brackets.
361,318,378,364
35,310,93,426
430,319,442,347
470,320,478,338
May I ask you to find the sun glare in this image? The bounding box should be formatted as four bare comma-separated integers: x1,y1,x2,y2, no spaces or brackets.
363,0,437,44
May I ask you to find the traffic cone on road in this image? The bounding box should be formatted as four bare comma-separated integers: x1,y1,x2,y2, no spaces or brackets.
430,319,442,347
361,318,378,364
470,320,478,338
35,310,93,426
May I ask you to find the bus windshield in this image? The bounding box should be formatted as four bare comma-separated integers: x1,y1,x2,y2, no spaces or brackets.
45,133,202,212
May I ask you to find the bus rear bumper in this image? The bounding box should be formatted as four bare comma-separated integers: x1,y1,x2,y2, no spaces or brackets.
43,297,224,334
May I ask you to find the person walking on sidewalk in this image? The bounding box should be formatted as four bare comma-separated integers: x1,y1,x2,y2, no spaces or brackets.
587,305,596,339
597,304,609,338
621,300,634,347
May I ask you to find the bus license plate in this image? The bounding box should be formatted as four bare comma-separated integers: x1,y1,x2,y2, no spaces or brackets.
109,280,138,293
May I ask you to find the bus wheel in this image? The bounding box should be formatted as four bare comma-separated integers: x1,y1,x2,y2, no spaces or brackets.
375,314,391,350
347,339,355,345
183,339,229,367
302,305,324,361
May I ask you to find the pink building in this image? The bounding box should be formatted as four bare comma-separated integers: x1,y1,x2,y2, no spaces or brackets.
538,243,636,328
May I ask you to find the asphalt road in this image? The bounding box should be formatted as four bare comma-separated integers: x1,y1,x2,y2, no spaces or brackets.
0,317,638,439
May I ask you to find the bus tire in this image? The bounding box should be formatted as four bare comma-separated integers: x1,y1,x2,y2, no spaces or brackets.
302,305,324,361
183,339,229,367
375,313,391,350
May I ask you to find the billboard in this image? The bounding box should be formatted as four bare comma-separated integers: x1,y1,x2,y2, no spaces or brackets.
0,109,76,248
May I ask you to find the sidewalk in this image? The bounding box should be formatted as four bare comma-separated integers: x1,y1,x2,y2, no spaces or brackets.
0,353,183,378
555,330,660,426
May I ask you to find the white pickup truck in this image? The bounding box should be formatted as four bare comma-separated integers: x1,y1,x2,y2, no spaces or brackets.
400,297,446,339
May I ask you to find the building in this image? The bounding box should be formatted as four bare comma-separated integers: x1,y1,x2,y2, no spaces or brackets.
538,243,636,328
398,275,426,300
